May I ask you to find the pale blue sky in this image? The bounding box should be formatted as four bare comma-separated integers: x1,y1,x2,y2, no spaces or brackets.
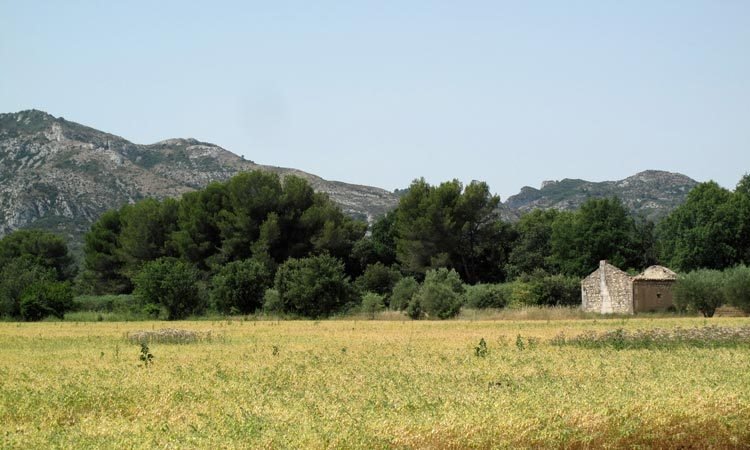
2,1,749,199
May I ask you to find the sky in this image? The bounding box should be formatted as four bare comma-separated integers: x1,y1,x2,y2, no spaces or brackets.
1,1,749,200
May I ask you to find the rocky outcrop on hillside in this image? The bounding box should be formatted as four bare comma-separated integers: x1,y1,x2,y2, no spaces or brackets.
0,110,701,251
0,110,398,248
503,170,698,221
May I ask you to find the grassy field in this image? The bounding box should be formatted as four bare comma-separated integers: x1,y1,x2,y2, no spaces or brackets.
1,317,749,449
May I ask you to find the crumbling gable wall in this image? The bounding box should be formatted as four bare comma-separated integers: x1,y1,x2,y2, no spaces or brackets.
581,261,633,314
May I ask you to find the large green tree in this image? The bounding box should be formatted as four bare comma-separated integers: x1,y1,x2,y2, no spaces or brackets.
217,171,283,262
81,209,130,294
0,229,76,320
395,179,511,283
0,229,75,280
505,209,558,279
734,174,750,265
351,212,398,275
657,181,740,271
550,197,643,277
83,171,367,293
172,182,227,270
118,198,179,277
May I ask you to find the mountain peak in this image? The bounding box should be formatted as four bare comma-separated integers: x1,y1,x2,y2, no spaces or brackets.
0,110,399,249
504,170,698,221
0,109,57,135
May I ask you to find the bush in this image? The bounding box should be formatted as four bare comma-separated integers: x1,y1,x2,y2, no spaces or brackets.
274,254,354,318
355,263,402,305
19,281,74,321
508,281,533,307
390,277,419,311
410,268,465,319
210,259,272,314
361,292,385,319
262,288,282,314
723,265,750,313
0,257,56,319
674,269,725,317
528,274,580,306
464,283,511,309
134,258,203,320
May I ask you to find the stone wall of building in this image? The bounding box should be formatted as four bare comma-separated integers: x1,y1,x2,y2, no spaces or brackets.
581,261,633,314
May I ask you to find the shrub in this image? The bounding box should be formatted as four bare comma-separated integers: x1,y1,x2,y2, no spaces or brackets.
361,292,385,319
262,288,282,314
508,281,534,307
464,283,511,309
134,258,203,320
723,265,750,313
390,277,419,311
19,281,74,321
410,268,465,319
674,269,725,317
474,338,488,357
0,257,56,318
355,263,401,305
274,254,354,318
405,295,423,319
210,259,272,314
528,274,580,306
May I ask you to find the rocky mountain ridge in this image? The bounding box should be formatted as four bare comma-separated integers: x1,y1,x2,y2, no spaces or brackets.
1,110,700,251
501,170,698,222
0,110,398,248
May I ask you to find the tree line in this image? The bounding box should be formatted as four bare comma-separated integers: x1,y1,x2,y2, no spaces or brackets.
1,171,748,320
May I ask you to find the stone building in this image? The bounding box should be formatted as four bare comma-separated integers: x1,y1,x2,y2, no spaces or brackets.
632,265,677,312
581,261,634,314
581,261,677,314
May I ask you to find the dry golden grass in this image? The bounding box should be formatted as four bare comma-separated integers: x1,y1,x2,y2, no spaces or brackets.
1,317,749,449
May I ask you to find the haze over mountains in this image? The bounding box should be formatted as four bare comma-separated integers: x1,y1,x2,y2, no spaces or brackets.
0,110,698,249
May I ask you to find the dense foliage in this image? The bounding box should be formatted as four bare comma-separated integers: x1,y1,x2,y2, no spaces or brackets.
210,259,272,314
658,176,750,271
0,230,76,320
548,198,651,277
274,254,354,318
133,258,203,320
82,172,365,289
354,262,401,307
674,265,750,317
673,269,726,317
408,268,465,319
3,170,745,321
394,179,513,283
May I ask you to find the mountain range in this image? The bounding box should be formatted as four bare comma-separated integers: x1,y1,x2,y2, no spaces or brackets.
0,110,698,251
502,170,698,222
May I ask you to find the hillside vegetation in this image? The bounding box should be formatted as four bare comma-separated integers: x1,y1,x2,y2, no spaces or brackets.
0,110,398,249
2,110,700,251
2,169,749,322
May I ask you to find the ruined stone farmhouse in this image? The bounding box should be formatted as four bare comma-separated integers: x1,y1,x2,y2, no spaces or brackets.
581,261,677,314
